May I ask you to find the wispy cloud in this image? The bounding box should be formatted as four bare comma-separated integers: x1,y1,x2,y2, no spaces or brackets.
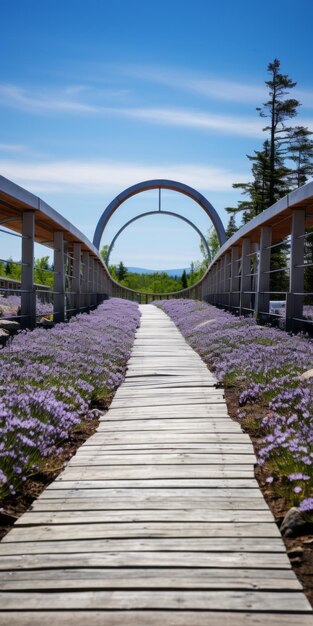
0,84,97,114
0,82,264,137
0,159,249,194
121,64,266,104
113,107,264,137
119,64,313,111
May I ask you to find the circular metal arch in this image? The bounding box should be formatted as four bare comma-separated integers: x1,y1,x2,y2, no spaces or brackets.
105,210,212,265
93,179,226,249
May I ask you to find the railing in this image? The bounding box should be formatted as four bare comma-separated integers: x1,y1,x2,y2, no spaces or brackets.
201,182,313,333
0,176,113,328
1,174,313,334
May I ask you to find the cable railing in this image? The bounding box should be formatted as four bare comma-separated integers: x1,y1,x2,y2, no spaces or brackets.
0,176,113,328
1,174,313,334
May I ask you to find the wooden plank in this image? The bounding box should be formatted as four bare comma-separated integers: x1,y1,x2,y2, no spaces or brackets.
1,611,312,626
0,551,293,570
0,567,301,590
14,518,281,538
3,522,285,554
0,590,310,612
34,477,258,488
37,493,269,508
79,440,252,448
85,433,248,445
67,453,256,466
57,465,255,480
28,505,274,522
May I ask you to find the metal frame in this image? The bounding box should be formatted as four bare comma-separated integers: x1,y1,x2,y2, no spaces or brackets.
93,179,227,250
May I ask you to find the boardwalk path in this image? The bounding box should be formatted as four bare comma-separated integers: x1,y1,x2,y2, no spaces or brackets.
0,305,312,624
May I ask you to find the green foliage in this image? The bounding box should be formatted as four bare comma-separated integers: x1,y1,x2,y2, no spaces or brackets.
100,245,110,264
4,258,22,280
34,256,53,287
227,59,313,225
225,215,238,238
200,226,220,261
1,256,53,286
181,269,188,289
116,261,128,281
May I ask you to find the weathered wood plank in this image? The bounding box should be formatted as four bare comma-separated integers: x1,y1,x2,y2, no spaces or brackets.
57,465,255,480
37,493,269,508
14,518,281,538
1,611,312,626
0,567,301,590
0,551,293,570
0,590,310,612
27,505,274,522
67,453,256,466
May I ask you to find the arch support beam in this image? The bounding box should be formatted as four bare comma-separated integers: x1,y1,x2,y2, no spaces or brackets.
93,179,226,250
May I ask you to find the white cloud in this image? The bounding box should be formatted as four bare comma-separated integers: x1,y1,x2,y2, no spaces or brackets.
0,84,98,114
121,64,313,111
0,82,263,137
122,64,266,104
114,107,264,137
0,159,249,194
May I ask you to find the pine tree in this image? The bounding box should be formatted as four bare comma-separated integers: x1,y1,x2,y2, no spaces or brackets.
288,126,313,187
116,261,128,281
225,215,238,238
181,270,188,289
257,58,300,206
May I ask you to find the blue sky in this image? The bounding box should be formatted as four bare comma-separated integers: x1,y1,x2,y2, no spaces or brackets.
1,0,313,268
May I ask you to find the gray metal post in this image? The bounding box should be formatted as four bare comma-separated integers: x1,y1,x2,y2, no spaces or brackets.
72,243,81,314
240,238,251,314
224,252,231,308
255,227,272,319
21,211,36,328
90,257,96,307
286,209,305,327
230,246,240,310
54,231,66,323
81,250,90,311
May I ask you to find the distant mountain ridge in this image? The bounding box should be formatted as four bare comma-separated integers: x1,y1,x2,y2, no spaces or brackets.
127,267,189,277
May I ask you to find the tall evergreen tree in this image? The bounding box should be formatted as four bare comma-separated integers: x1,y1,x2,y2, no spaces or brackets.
225,214,238,238
181,270,188,289
116,261,128,281
288,126,313,187
257,58,300,206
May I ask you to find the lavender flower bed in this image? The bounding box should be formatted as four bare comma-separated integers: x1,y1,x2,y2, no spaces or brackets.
0,294,53,319
0,298,140,498
155,299,313,512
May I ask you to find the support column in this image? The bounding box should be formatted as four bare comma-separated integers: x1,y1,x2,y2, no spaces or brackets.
240,238,251,314
90,257,96,308
72,243,81,314
81,250,90,311
255,227,272,319
54,231,65,323
21,211,36,329
230,246,240,310
286,210,305,328
224,252,231,308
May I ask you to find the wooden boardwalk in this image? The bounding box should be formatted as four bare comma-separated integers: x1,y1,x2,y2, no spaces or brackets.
0,304,312,625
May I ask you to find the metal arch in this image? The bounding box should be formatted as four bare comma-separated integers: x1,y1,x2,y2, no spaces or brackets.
105,210,212,265
93,179,226,249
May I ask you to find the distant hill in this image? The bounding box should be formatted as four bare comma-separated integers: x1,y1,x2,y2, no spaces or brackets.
127,267,189,277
